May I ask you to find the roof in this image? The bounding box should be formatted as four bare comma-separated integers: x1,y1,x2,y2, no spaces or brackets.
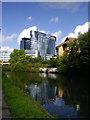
56,37,76,48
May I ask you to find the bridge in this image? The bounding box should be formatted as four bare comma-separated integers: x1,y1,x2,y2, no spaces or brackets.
0,61,10,66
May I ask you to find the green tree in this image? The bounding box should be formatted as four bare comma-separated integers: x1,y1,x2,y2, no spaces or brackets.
57,53,68,73
9,49,26,64
78,29,90,69
18,55,33,64
33,57,44,63
57,29,90,74
49,58,58,67
67,39,80,71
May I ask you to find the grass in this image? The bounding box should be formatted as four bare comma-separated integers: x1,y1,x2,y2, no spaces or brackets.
2,73,52,118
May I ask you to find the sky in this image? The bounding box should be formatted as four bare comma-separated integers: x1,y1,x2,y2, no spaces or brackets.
1,1,89,49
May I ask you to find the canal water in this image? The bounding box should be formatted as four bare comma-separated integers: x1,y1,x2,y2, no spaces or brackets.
5,72,88,119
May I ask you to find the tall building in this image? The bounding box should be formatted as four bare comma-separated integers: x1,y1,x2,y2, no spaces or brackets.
0,47,14,62
20,30,56,60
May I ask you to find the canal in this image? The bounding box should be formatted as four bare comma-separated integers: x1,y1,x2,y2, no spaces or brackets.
5,72,88,119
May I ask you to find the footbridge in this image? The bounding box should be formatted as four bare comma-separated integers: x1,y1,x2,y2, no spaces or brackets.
0,61,10,66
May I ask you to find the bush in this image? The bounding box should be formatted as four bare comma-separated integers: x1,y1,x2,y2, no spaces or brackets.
49,58,58,67
2,64,12,71
57,64,67,73
11,63,27,72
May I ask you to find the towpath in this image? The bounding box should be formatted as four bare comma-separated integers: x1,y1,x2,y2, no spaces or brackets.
2,90,13,119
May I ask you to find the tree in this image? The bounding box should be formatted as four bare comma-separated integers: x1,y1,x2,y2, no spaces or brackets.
49,58,58,67
57,30,90,74
18,55,33,64
33,57,44,63
78,29,90,70
66,39,80,70
9,49,26,64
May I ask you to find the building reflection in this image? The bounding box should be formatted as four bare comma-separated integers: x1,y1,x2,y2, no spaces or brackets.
58,87,64,98
25,80,65,105
48,73,58,79
25,80,57,105
39,73,47,78
39,73,58,79
76,104,80,111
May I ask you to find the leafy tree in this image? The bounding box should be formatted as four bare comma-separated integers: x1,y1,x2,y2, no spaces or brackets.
66,39,80,70
9,49,26,64
33,57,44,63
57,30,90,74
57,53,68,73
49,58,58,67
18,55,33,64
78,29,90,69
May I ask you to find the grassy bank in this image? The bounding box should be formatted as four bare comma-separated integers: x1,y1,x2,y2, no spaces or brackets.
2,73,52,118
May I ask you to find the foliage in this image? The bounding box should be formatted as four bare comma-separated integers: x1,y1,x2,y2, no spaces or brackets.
49,58,58,67
78,29,90,68
33,57,44,63
57,64,67,73
9,49,26,64
65,39,80,71
6,49,48,71
2,64,12,71
11,63,27,71
57,30,90,74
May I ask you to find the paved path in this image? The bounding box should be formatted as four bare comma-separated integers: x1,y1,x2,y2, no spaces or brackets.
2,90,12,119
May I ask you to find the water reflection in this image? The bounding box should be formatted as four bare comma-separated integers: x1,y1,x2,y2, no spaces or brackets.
39,73,47,78
39,73,58,79
5,72,88,119
26,80,56,105
58,87,64,98
25,80,78,118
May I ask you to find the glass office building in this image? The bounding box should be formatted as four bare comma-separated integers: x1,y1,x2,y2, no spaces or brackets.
20,38,31,50
20,30,56,60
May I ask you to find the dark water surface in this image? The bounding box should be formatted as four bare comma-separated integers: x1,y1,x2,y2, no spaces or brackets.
5,72,88,119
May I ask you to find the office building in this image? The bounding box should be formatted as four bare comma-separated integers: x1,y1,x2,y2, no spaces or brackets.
0,47,14,62
20,30,56,60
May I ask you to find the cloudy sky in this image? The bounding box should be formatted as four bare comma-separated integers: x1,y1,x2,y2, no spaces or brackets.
1,1,89,49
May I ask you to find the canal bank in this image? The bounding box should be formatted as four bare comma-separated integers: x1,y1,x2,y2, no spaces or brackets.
2,64,59,73
2,73,52,118
3,71,88,119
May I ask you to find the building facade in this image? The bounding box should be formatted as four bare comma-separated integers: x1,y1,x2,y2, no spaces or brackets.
56,37,76,56
0,47,14,62
20,30,56,60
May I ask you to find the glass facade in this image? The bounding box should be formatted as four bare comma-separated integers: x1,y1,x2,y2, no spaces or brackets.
20,30,56,60
20,40,24,49
47,39,55,54
20,38,31,50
